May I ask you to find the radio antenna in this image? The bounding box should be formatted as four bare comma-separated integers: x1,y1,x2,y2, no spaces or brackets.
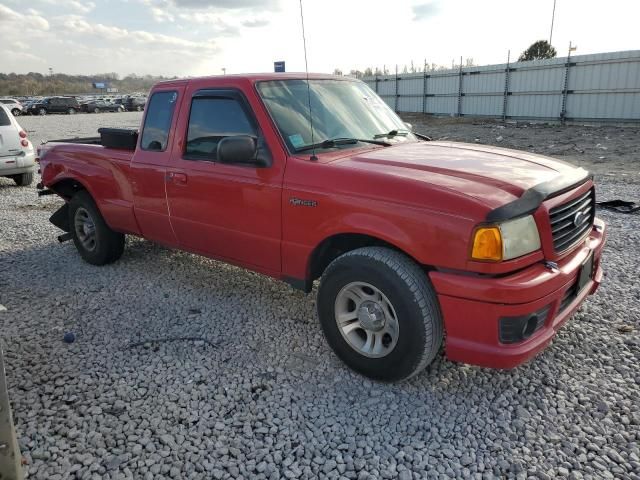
299,0,317,161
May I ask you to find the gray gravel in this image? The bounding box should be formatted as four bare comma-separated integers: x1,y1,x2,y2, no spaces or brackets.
1,112,639,479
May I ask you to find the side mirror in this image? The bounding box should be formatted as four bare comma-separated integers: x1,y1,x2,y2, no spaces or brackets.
404,122,413,131
217,135,258,165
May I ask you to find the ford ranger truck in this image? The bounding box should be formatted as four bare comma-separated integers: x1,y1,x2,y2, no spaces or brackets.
37,74,606,382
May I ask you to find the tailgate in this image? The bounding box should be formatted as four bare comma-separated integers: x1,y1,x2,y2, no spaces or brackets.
0,124,21,158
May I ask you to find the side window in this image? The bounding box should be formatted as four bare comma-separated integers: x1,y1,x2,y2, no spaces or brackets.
140,91,177,151
184,96,256,161
0,108,10,126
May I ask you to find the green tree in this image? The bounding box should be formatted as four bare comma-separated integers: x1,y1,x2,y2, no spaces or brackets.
518,40,557,62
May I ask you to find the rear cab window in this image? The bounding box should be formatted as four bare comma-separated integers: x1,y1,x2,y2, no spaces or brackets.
140,91,178,151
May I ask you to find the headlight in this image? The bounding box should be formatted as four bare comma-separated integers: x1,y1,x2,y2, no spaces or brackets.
471,215,541,262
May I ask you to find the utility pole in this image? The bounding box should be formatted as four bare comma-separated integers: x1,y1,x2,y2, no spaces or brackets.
549,0,557,45
49,67,54,94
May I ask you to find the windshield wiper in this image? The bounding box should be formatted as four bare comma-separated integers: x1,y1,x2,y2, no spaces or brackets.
374,129,433,141
295,137,391,153
373,129,410,139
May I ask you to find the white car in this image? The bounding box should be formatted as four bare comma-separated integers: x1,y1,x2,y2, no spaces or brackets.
0,98,23,116
0,104,36,186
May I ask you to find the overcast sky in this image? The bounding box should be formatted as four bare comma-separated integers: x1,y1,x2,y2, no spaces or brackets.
0,0,638,77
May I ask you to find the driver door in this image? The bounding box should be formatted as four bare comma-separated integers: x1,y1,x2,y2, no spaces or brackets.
165,87,283,275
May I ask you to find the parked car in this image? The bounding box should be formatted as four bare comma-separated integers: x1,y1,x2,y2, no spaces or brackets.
0,105,36,186
0,98,23,116
27,97,80,115
125,96,146,111
37,74,606,381
83,101,125,113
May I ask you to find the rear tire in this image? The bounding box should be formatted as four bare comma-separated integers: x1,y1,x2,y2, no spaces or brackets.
317,247,443,382
68,107,76,115
38,108,46,115
94,107,100,113
68,191,125,265
11,108,20,116
14,172,33,186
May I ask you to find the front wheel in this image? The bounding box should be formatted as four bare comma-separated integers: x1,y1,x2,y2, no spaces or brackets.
317,247,443,382
67,108,76,114
38,108,46,116
68,191,125,265
11,108,20,116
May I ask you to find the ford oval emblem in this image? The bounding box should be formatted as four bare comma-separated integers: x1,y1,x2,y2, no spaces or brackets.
573,210,588,227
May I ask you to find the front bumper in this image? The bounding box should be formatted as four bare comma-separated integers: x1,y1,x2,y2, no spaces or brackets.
429,218,606,369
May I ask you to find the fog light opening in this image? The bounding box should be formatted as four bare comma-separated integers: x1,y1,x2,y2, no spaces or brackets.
522,315,539,339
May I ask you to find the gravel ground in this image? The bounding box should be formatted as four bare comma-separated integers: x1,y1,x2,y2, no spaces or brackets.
1,113,639,480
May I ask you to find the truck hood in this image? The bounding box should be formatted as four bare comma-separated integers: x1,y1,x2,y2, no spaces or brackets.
336,141,588,211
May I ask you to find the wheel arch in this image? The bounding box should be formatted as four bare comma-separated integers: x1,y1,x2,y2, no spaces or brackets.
49,177,90,201
300,232,431,292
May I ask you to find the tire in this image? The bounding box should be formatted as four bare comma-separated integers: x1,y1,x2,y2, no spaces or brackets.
13,172,33,186
38,108,46,116
68,191,125,265
136,106,142,112
94,107,100,114
68,107,76,115
317,247,443,382
11,108,20,116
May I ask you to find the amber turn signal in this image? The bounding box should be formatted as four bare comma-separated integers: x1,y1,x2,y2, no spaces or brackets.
471,226,503,261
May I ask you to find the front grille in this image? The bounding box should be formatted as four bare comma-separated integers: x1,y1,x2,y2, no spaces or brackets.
549,188,595,252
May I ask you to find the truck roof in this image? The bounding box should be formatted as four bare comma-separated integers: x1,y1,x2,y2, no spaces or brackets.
153,73,354,88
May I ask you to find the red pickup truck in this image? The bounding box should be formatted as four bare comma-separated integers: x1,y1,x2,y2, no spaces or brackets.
38,74,606,381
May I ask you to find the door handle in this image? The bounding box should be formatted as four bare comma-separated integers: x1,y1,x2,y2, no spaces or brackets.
166,172,188,185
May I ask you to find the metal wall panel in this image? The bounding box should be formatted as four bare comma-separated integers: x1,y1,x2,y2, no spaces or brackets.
508,65,565,93
462,95,503,116
401,76,424,96
428,74,458,95
377,78,396,96
506,94,563,119
428,97,457,115
398,96,422,112
363,50,640,122
567,92,640,119
463,71,504,94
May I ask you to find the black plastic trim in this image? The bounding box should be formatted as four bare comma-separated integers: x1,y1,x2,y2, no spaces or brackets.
50,204,70,232
283,276,312,293
486,168,592,222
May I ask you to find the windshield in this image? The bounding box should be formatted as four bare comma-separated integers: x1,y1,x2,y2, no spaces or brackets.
257,79,415,153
